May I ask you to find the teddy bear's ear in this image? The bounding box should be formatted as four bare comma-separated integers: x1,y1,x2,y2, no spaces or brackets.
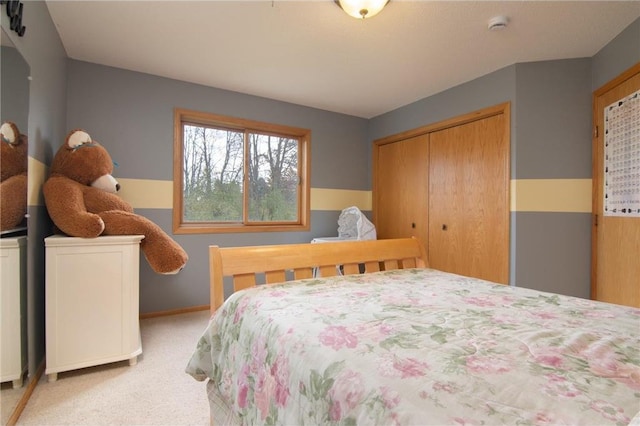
0,122,19,145
66,130,92,149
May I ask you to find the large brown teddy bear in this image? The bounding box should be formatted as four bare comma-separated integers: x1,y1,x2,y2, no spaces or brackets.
0,121,28,232
43,129,188,274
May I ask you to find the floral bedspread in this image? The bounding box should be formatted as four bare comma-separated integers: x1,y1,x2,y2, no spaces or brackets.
186,268,640,425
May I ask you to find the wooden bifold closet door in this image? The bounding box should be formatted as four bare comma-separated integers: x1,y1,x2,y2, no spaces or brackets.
374,134,429,246
373,103,510,284
428,113,509,284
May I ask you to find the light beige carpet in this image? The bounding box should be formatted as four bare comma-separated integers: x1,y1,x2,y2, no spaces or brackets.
17,310,211,425
1,379,25,425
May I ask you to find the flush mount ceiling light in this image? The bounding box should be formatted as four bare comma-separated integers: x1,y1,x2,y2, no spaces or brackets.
336,0,389,19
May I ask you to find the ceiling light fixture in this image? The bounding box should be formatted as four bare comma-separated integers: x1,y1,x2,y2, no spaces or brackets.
336,0,389,19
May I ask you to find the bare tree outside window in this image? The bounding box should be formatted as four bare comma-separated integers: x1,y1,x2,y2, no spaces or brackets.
183,125,243,222
173,109,310,234
247,133,299,222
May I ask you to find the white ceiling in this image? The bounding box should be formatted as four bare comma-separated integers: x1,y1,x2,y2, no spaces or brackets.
46,1,640,119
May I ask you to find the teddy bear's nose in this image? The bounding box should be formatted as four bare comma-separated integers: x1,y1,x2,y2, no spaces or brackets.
116,183,121,192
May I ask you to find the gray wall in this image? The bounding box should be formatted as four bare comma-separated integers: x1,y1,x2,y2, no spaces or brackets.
369,17,640,298
592,18,640,90
1,0,67,375
368,65,517,141
66,61,370,190
6,0,639,367
65,60,369,313
513,58,592,297
1,45,30,131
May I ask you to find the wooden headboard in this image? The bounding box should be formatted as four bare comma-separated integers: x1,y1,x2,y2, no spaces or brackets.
209,237,428,313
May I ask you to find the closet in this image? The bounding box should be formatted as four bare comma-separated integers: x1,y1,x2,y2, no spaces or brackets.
373,103,510,284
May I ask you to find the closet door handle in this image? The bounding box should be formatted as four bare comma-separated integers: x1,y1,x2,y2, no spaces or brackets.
442,224,448,231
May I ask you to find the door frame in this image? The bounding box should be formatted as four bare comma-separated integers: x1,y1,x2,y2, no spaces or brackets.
372,102,511,276
591,62,640,300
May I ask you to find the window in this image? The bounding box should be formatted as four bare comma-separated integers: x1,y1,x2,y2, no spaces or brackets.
173,108,310,234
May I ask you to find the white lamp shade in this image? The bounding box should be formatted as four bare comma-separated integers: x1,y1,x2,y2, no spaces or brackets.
338,0,388,19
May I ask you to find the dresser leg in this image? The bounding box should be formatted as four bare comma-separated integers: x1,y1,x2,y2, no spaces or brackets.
12,378,23,389
129,356,138,366
47,373,58,382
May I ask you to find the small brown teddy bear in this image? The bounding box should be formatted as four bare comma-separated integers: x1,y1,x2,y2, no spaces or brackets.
43,129,188,274
0,121,28,232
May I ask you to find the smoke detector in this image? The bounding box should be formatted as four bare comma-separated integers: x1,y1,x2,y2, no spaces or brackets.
488,15,509,31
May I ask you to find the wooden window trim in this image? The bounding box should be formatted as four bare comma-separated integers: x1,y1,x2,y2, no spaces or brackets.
173,108,311,234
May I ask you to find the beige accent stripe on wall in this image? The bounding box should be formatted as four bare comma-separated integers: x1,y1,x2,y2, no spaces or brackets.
29,172,591,214
310,188,372,211
28,157,47,207
116,178,173,209
121,182,372,211
30,173,373,211
511,179,592,213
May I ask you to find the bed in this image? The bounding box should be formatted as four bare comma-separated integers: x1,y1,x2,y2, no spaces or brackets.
186,238,640,425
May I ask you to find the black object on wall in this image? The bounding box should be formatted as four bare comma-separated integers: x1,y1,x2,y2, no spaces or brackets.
2,0,26,36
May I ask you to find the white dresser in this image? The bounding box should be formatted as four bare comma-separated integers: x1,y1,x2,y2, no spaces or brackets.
45,235,144,382
0,236,27,388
